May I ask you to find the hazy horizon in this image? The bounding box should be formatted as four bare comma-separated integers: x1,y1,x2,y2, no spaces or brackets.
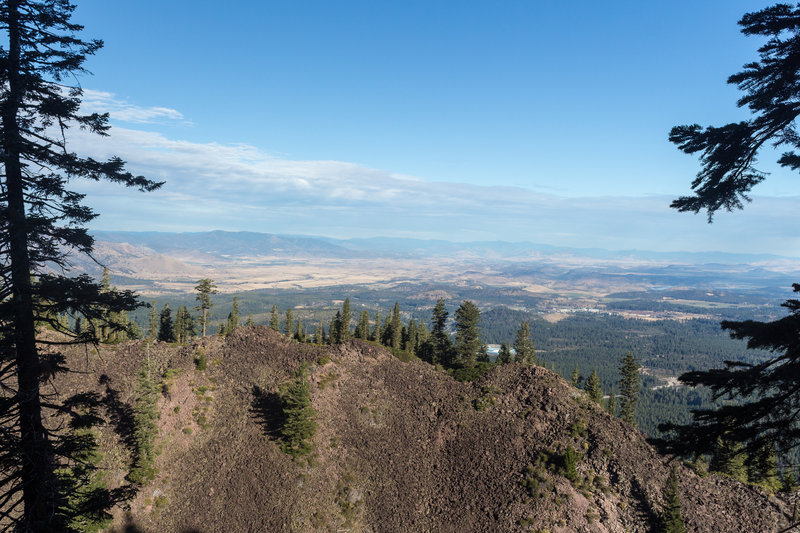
67,1,800,257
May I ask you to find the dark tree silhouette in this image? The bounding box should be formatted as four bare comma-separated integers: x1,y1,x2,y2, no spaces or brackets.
0,1,161,528
671,4,800,219
661,4,800,457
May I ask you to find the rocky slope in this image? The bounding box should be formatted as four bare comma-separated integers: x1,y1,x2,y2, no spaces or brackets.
49,326,790,532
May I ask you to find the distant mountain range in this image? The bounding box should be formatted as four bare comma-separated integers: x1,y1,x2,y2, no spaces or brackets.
82,230,800,298
92,230,797,265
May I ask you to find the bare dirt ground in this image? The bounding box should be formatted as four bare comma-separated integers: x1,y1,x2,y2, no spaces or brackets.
35,327,793,533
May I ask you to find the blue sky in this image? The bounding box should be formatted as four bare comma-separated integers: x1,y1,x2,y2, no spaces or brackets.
65,1,800,256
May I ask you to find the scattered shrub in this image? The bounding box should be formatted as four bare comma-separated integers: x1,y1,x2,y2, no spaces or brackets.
562,445,579,482
474,386,498,411
318,372,339,390
195,350,207,371
451,361,493,382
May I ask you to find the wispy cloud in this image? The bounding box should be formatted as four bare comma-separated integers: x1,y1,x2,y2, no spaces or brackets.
81,89,189,124
65,91,800,257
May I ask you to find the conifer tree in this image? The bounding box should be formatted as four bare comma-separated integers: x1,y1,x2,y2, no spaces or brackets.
146,301,159,341
619,353,641,426
782,472,798,494
477,344,490,363
355,310,370,339
129,356,160,484
279,366,317,458
294,318,305,343
405,319,418,355
285,308,295,337
0,3,162,524
659,466,686,533
454,300,482,368
225,296,240,334
315,321,325,345
98,268,112,341
158,304,175,343
389,301,402,349
371,311,382,342
563,445,579,482
748,439,780,492
424,299,454,366
497,343,512,364
380,314,392,346
331,310,342,344
571,364,581,387
660,4,800,458
606,386,616,416
269,304,280,331
173,305,195,344
246,314,254,327
513,321,535,364
328,315,337,345
710,435,748,483
416,321,429,354
584,368,603,404
194,278,218,337
340,298,351,340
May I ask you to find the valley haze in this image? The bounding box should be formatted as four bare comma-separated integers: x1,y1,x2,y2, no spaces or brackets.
87,230,800,314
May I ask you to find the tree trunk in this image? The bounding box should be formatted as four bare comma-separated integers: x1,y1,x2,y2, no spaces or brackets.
2,1,55,528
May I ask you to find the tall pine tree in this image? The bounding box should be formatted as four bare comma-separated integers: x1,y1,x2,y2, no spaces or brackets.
269,304,280,331
619,353,641,426
389,301,402,350
513,321,535,364
659,466,686,533
194,278,217,337
497,343,512,364
454,301,481,368
422,299,454,366
284,308,294,337
158,304,175,343
355,310,370,339
340,298,351,340
584,369,603,404
0,4,161,525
